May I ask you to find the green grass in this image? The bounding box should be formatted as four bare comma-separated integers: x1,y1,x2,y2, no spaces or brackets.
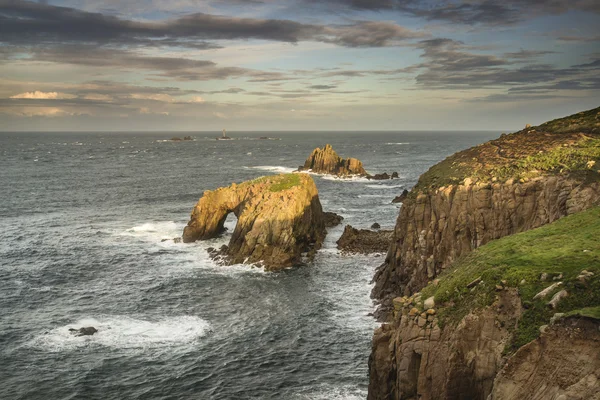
536,106,600,134
565,306,600,320
268,173,301,192
487,137,600,181
408,107,600,195
420,206,600,352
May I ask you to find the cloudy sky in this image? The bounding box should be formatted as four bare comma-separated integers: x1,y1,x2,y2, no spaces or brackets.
1,0,599,131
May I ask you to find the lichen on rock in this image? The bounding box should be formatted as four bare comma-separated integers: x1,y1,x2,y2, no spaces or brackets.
182,173,326,270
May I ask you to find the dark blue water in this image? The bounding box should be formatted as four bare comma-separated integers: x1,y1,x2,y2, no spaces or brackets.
0,131,498,399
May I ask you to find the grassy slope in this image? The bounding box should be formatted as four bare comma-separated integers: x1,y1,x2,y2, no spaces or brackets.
411,106,600,194
245,173,303,192
420,206,600,351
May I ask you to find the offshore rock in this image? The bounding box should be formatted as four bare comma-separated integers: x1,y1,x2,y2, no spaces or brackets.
336,225,393,254
391,189,409,204
182,173,326,271
69,327,98,336
298,144,367,177
323,211,344,227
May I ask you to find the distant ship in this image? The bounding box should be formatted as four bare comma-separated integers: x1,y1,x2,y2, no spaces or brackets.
216,129,232,140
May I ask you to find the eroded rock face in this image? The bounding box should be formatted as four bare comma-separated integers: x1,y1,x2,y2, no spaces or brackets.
372,175,600,310
368,290,522,400
299,144,367,176
323,211,344,227
336,225,392,254
490,317,600,400
182,173,326,270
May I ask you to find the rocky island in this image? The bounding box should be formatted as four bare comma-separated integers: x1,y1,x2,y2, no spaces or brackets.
182,173,326,271
298,144,398,179
367,107,600,399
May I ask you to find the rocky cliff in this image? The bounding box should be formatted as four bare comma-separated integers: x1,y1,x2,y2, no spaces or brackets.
368,107,600,399
182,173,326,270
373,107,600,310
369,206,600,399
299,144,368,177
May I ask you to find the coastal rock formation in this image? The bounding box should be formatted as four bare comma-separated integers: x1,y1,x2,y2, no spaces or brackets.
391,189,408,204
489,317,600,400
299,144,367,177
69,327,98,336
183,173,326,270
336,225,393,254
298,144,398,179
323,211,344,227
368,107,600,399
369,289,522,400
373,107,600,309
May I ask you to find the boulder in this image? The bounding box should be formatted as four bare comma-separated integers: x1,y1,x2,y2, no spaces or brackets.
371,222,381,229
183,173,326,270
336,224,393,254
323,212,344,227
69,327,98,336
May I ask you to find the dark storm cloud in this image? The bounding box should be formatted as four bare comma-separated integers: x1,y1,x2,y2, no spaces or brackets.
403,39,600,89
0,1,422,49
304,0,599,26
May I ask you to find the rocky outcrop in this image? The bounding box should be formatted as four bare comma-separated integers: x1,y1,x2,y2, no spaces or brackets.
372,108,600,310
336,225,393,254
391,189,408,204
489,317,600,400
323,212,344,227
182,173,326,270
299,144,367,176
369,289,522,400
69,327,98,336
298,144,398,179
368,107,600,400
373,175,600,306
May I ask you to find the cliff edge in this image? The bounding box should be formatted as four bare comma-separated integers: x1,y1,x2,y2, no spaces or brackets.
369,207,600,399
372,107,600,310
182,173,326,270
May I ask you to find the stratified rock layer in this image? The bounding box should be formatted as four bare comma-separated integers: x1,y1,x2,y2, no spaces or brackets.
299,144,367,176
183,173,325,270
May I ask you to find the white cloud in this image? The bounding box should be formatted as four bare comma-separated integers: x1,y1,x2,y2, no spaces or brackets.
130,93,176,102
189,96,205,103
10,91,77,100
83,93,113,101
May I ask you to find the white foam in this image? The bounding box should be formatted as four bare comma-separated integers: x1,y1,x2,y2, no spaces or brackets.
320,175,370,182
365,184,404,189
386,142,410,145
295,385,367,400
121,221,181,240
246,165,297,174
29,315,211,352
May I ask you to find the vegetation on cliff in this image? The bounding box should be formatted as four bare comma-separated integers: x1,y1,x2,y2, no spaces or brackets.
411,106,600,194
419,206,600,351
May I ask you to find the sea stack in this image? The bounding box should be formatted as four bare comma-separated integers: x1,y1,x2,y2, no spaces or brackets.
183,173,326,270
299,144,367,177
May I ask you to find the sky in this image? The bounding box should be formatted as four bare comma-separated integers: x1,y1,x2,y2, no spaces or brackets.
0,0,599,131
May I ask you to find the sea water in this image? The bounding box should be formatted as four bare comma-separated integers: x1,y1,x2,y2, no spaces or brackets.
0,131,498,399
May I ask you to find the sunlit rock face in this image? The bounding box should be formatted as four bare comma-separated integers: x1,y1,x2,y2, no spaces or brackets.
298,144,368,177
183,173,326,270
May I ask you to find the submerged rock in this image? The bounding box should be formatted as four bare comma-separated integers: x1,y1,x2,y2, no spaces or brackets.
336,225,392,254
69,327,98,336
183,173,326,270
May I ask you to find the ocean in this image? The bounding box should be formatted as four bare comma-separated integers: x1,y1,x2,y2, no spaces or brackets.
0,131,499,399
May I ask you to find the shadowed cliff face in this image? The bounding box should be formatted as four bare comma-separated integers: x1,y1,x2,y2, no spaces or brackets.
183,173,326,270
299,144,367,176
372,107,600,310
368,107,600,400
